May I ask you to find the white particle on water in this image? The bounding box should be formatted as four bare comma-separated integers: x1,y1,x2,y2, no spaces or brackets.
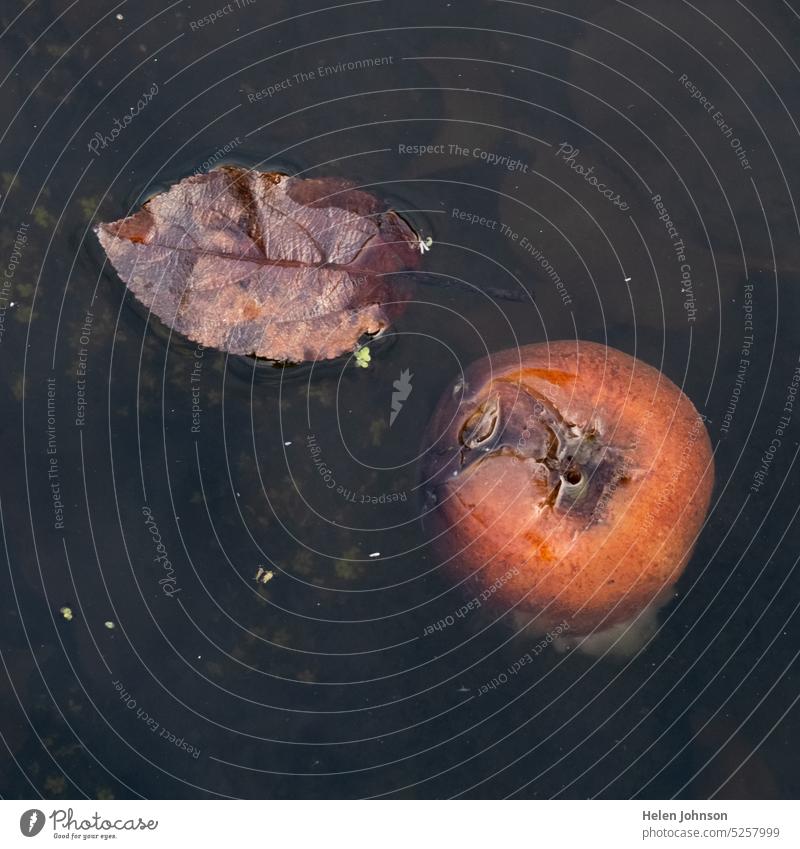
369,552,380,558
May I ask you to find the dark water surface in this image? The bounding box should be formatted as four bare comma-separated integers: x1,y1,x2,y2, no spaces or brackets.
1,0,799,799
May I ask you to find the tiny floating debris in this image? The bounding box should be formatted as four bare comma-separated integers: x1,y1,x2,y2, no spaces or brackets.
59,606,73,621
254,566,275,585
104,621,115,630
369,552,381,558
354,345,371,369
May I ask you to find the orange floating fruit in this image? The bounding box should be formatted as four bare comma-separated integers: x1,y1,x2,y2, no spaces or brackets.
422,341,714,648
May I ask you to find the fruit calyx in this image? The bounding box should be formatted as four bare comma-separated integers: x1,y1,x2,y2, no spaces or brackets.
455,382,629,521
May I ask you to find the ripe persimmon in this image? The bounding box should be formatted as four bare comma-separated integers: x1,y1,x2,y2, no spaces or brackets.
422,341,714,648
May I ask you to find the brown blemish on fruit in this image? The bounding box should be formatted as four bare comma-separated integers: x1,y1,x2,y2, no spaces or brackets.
242,300,262,321
505,367,576,387
522,531,554,561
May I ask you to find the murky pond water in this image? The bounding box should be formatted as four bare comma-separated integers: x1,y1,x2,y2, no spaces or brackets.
1,0,799,798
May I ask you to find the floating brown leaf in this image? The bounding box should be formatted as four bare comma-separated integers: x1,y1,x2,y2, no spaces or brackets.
95,166,422,362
